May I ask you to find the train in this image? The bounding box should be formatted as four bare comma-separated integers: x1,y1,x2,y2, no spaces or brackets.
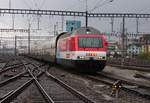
30,27,108,72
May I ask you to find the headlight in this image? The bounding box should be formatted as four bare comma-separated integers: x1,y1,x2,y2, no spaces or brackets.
98,56,106,59
80,56,85,59
77,56,85,59
98,56,103,59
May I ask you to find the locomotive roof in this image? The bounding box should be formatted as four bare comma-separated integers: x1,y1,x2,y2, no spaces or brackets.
72,27,101,35
58,32,70,39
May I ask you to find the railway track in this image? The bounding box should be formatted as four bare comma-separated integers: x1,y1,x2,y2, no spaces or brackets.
24,60,95,103
0,57,96,103
45,72,95,103
108,64,150,72
1,56,149,102
86,72,150,98
0,57,31,83
107,58,150,68
0,57,47,102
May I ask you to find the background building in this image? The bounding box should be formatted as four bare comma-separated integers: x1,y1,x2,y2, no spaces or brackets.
140,34,150,53
127,44,141,56
104,32,143,57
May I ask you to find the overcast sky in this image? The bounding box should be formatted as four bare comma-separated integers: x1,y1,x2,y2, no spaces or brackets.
0,0,148,13
0,0,150,37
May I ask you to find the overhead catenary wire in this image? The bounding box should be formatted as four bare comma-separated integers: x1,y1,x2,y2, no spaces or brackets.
89,0,114,12
39,0,46,9
64,0,85,11
89,0,107,12
22,0,32,9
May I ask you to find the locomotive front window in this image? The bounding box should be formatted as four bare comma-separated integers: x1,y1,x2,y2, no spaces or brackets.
78,37,102,48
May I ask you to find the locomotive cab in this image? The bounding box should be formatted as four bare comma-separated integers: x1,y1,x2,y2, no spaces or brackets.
56,27,107,72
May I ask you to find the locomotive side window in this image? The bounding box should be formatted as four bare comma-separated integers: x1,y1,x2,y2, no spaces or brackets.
78,37,102,48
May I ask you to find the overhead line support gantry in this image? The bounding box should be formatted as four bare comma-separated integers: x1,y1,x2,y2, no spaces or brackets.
0,8,150,18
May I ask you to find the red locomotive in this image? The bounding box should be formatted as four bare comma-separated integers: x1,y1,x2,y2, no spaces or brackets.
49,27,108,72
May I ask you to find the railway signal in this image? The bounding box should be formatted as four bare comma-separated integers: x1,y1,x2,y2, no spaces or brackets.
111,80,122,98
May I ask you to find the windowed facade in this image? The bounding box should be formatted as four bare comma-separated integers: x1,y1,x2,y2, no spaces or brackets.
127,44,140,56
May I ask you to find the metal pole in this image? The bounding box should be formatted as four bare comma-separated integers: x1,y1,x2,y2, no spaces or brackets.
0,32,2,50
136,18,139,34
56,22,58,35
85,11,88,28
54,24,56,35
15,36,17,55
111,18,114,33
9,0,15,29
135,18,139,39
61,16,64,32
9,0,11,9
122,17,125,57
125,28,128,57
0,38,1,49
85,0,88,28
121,17,125,65
12,14,15,29
28,23,31,54
37,15,40,30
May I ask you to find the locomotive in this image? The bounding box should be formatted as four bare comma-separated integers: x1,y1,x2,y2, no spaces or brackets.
48,27,108,72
